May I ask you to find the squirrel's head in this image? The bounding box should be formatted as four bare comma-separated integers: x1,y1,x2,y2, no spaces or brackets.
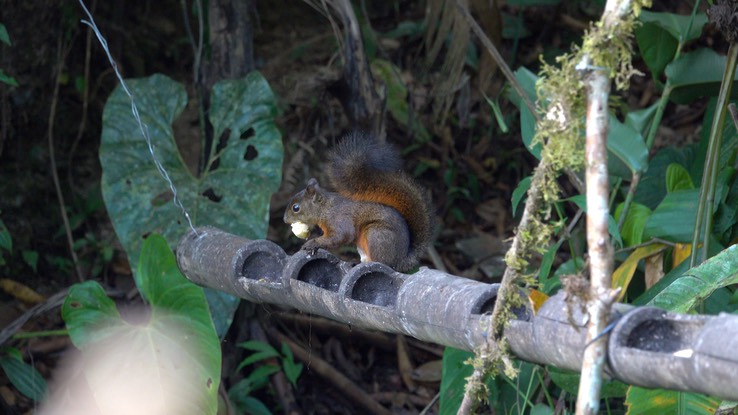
283,178,325,233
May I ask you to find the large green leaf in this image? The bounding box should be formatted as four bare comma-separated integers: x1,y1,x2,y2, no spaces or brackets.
100,72,282,273
634,146,695,210
439,348,475,415
638,11,707,43
136,233,221,380
60,234,220,415
0,24,10,46
665,163,695,192
509,67,541,159
635,22,678,80
614,202,652,247
643,189,699,242
608,114,649,177
62,281,122,346
634,236,725,306
100,73,280,338
625,102,659,138
667,48,738,104
625,387,719,415
648,244,738,313
635,10,706,80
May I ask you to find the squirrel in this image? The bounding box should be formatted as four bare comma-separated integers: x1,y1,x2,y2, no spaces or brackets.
283,133,433,272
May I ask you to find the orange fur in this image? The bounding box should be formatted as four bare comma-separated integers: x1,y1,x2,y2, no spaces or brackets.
349,187,414,223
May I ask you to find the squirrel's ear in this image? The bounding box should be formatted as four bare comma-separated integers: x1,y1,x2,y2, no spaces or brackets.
306,178,320,192
305,178,323,201
305,178,319,195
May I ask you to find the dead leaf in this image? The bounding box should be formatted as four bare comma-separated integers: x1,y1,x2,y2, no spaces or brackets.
672,243,692,268
0,278,45,304
411,359,443,383
645,251,665,289
396,335,416,391
612,244,667,301
529,289,549,313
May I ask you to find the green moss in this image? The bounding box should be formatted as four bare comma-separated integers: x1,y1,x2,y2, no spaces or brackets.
505,0,652,276
478,0,653,394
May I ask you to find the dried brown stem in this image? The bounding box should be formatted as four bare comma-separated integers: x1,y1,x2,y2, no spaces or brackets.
67,0,95,196
49,36,84,282
0,289,69,346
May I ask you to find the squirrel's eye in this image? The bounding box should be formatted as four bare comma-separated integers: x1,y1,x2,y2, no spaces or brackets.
292,203,300,213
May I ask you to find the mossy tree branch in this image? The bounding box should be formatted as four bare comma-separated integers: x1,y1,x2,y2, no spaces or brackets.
459,0,650,413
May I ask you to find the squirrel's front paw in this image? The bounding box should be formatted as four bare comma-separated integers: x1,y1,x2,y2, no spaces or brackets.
301,240,321,256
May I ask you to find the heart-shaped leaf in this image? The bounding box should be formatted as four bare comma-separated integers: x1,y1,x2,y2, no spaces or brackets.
100,72,282,273
55,234,220,415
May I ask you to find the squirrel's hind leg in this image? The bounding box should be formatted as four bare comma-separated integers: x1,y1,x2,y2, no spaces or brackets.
361,226,410,271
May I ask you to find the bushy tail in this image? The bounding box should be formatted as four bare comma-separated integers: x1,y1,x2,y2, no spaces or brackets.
327,132,434,270
327,132,403,184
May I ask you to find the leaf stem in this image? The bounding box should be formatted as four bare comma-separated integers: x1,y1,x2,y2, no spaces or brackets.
12,329,69,340
690,41,738,266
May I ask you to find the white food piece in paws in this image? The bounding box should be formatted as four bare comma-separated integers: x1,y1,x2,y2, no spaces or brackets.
291,221,310,239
